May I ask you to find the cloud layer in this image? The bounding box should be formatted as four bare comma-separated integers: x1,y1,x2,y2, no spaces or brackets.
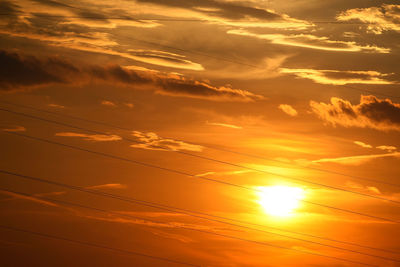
0,50,263,102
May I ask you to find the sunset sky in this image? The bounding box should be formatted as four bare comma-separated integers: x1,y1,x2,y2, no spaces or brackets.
0,0,400,266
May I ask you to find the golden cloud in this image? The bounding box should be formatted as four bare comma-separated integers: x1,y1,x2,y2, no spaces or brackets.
55,132,122,141
337,4,400,34
130,131,203,152
278,104,298,116
280,68,395,85
227,30,390,53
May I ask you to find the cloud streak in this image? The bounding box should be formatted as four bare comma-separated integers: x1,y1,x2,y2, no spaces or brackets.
227,30,390,53
280,69,395,85
55,132,122,142
313,152,400,165
206,121,242,129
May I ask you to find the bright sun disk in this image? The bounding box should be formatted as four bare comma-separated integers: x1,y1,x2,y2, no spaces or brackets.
258,185,305,217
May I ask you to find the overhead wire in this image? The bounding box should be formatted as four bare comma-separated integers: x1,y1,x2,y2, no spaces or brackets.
2,130,400,225
0,176,397,266
0,225,199,266
2,170,399,256
1,105,399,204
1,99,399,190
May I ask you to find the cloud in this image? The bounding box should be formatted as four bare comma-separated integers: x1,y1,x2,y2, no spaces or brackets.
2,126,26,132
354,141,372,148
310,95,400,131
86,183,127,190
0,50,80,91
48,103,65,108
280,68,395,85
153,74,264,102
337,4,400,34
206,121,242,129
130,131,203,152
100,100,116,107
0,190,59,207
196,170,252,177
278,104,298,116
376,145,397,152
124,103,134,108
313,152,400,165
227,30,390,53
55,132,122,141
0,50,262,102
0,17,200,71
345,181,381,195
134,0,311,30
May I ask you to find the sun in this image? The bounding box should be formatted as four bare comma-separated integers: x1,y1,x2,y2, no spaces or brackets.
257,185,305,217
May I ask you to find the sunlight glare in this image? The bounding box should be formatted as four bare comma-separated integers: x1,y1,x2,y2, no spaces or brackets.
257,185,305,217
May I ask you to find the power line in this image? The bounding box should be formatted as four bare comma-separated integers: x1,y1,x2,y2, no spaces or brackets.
2,187,398,264
1,169,397,256
2,99,400,190
2,131,400,225
1,105,399,205
3,188,397,264
0,177,396,266
0,225,199,266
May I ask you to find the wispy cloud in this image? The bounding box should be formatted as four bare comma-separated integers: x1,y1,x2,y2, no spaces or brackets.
55,132,122,142
278,104,298,116
345,181,381,195
280,69,395,85
354,141,372,148
206,121,242,129
2,126,26,132
131,131,203,152
100,100,117,107
227,30,390,53
196,170,252,177
86,184,127,190
48,103,65,109
313,152,400,165
0,190,59,207
376,145,397,152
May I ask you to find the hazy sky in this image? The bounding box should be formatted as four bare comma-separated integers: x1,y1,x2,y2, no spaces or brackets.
0,0,400,266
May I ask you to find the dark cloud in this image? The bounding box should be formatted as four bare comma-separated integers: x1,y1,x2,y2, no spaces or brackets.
0,50,262,101
310,95,400,131
29,0,75,9
135,0,281,20
0,1,20,15
0,50,79,90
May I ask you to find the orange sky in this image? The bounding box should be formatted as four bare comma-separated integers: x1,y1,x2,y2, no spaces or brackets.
0,0,400,266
